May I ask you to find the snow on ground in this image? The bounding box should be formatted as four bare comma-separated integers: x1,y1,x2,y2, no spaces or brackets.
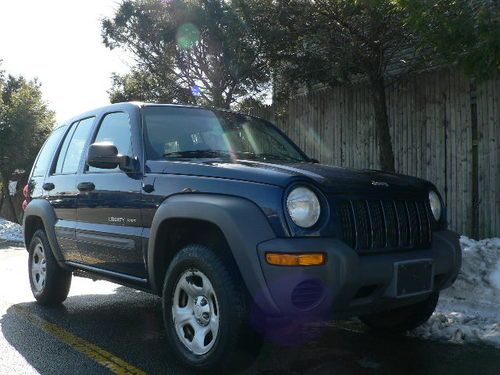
412,236,500,348
0,218,24,243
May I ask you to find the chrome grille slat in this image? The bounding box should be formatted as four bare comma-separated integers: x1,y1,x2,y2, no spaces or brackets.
339,201,356,248
382,201,399,247
369,201,386,248
407,201,420,246
353,200,371,250
417,201,431,244
395,201,410,247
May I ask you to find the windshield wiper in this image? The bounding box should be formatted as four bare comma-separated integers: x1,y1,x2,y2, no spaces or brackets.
236,151,303,162
163,149,304,162
163,150,233,159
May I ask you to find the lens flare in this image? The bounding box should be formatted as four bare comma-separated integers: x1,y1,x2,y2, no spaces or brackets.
176,23,200,50
191,85,202,97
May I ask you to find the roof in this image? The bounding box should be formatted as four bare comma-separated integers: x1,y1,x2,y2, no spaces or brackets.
54,101,264,129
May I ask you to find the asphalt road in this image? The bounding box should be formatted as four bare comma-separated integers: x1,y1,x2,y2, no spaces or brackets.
1,240,499,375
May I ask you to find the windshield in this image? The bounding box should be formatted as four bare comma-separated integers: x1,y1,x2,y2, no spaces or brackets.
142,106,308,162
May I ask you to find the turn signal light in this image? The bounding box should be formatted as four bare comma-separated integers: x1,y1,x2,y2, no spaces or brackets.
265,252,326,266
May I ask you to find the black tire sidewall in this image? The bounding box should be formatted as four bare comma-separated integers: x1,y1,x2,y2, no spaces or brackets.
162,245,247,371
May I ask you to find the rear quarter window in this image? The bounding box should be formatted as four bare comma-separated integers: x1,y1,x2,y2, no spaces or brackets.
31,126,65,177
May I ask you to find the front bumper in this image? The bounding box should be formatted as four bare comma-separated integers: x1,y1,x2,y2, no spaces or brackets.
255,230,461,318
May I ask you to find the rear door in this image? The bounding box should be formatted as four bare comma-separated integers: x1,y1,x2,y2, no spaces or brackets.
75,111,145,279
28,125,66,202
45,117,95,262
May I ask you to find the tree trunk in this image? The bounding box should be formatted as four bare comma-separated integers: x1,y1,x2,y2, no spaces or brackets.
211,87,227,109
370,77,395,172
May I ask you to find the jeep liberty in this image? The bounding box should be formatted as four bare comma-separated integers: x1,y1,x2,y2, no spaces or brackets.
23,102,462,371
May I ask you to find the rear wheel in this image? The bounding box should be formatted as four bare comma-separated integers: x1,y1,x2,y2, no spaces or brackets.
162,244,260,372
359,292,439,333
28,229,72,305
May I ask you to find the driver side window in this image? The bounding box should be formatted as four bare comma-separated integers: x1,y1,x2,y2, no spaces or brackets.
88,112,132,173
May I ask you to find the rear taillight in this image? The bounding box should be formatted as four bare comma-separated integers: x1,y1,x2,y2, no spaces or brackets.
22,184,31,210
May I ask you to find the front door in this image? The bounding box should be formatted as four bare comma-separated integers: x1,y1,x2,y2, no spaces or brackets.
76,111,145,279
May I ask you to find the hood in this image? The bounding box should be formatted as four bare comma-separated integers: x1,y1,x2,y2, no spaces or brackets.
146,159,432,194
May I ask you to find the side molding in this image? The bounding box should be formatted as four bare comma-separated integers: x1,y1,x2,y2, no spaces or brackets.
147,194,281,315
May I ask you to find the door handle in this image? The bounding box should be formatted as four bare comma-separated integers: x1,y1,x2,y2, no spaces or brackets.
42,182,55,191
77,182,95,192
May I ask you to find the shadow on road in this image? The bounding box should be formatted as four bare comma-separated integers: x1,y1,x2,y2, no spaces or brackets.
2,286,500,375
0,239,25,250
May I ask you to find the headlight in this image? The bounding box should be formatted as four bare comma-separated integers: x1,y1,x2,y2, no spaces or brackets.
286,187,321,228
429,191,442,221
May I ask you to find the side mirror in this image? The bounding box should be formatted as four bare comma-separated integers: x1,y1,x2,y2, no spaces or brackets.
87,142,131,171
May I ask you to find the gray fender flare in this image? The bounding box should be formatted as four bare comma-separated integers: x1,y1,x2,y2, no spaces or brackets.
23,199,64,263
147,193,281,314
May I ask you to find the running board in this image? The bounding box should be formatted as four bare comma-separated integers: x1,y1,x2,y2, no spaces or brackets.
66,261,148,286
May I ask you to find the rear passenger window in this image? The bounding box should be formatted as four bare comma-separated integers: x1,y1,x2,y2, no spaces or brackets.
56,117,95,174
88,112,132,173
54,122,77,174
32,127,65,177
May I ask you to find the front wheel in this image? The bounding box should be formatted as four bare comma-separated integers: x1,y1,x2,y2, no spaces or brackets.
28,229,72,305
359,292,439,333
162,244,260,372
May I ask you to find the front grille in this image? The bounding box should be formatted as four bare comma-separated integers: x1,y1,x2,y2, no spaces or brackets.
339,199,432,252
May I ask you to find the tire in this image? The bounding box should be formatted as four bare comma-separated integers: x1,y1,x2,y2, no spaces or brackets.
28,229,72,306
359,292,439,334
162,244,260,373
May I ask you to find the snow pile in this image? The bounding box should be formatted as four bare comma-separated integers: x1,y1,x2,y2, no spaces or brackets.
415,311,500,347
0,218,24,243
413,236,500,347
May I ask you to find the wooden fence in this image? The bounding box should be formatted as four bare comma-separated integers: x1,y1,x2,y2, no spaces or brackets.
272,69,499,238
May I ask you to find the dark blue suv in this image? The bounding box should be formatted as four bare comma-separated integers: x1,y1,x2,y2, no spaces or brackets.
23,102,461,371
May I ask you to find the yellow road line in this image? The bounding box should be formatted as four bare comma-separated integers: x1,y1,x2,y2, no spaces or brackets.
13,305,148,375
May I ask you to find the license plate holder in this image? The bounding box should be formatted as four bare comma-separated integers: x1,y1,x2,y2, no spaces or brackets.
385,259,434,298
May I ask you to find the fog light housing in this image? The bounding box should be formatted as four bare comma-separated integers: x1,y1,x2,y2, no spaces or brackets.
265,252,326,266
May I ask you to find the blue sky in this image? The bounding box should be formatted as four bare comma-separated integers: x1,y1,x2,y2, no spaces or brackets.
0,0,131,123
